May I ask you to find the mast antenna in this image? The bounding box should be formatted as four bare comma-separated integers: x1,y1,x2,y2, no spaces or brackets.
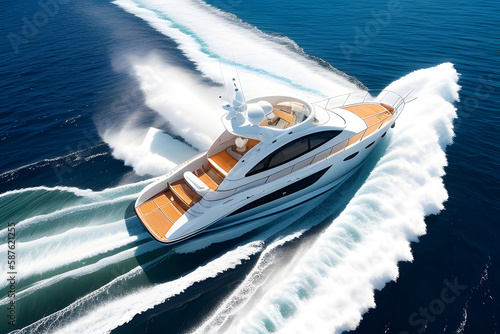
232,54,246,102
218,61,233,103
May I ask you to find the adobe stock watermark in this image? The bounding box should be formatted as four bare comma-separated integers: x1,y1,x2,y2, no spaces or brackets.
50,57,165,182
456,74,496,127
51,129,103,182
341,0,403,62
7,0,71,54
399,277,468,334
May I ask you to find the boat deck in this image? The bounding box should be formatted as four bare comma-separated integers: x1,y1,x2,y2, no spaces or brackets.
343,103,394,139
135,190,186,241
194,166,222,190
136,137,260,241
208,138,260,176
260,105,297,129
170,179,202,208
208,150,238,176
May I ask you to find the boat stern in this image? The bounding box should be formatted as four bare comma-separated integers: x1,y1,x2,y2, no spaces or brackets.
135,190,188,244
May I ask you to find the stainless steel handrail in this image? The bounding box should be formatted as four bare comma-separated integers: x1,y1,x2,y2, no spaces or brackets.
314,90,406,119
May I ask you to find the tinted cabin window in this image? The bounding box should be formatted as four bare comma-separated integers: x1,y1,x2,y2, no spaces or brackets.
268,137,308,168
309,131,339,150
250,158,268,174
247,130,341,176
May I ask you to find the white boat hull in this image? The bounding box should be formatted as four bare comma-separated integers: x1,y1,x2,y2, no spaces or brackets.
134,90,405,244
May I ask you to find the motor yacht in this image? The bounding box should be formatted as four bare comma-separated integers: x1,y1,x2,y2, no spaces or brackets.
135,84,406,244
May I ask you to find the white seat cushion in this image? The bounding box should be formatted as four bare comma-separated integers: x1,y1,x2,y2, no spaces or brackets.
184,171,209,196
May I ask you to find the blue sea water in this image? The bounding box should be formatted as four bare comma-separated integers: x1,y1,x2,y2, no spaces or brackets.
0,0,499,333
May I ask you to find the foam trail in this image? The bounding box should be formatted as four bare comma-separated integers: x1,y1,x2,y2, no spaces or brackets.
0,193,137,240
222,63,459,333
13,245,174,334
101,54,225,174
113,0,362,97
102,124,199,176
194,231,305,334
0,186,97,199
4,220,137,281
128,57,225,150
17,241,263,334
0,178,154,222
0,237,161,306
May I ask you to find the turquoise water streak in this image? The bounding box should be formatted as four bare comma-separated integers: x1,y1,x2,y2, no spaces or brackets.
0,0,498,333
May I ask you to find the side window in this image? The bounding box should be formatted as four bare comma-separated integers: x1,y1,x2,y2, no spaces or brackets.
246,130,342,176
343,151,359,161
249,157,269,174
268,137,309,168
309,131,341,150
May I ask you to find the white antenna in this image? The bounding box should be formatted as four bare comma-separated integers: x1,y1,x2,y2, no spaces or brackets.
232,54,246,103
231,77,245,109
218,61,232,103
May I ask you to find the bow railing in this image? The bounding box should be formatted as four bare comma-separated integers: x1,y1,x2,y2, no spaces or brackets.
314,90,406,119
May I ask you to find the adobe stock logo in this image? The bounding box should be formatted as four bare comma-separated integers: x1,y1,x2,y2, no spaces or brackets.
400,277,468,334
7,0,71,54
340,0,403,62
